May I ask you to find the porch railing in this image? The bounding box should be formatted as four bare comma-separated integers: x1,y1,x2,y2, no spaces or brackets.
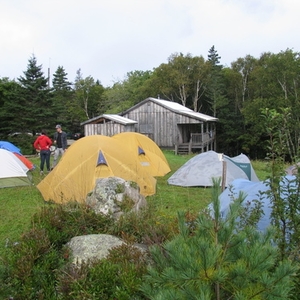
175,131,215,154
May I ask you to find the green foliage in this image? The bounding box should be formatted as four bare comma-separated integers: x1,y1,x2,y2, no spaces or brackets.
260,108,300,259
51,66,75,131
116,183,125,193
0,78,25,137
206,45,225,117
117,195,135,212
7,134,36,155
3,228,65,299
1,203,115,299
3,49,300,158
1,153,300,299
150,52,210,112
59,261,120,299
31,203,115,247
18,55,53,132
140,180,297,299
57,258,146,300
111,204,177,244
0,195,177,299
148,151,212,218
73,69,105,122
58,243,149,299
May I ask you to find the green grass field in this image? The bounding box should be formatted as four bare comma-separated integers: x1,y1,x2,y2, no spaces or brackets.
0,151,271,257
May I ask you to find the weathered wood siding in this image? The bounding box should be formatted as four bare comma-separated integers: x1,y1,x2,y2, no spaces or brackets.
84,123,136,137
122,101,204,147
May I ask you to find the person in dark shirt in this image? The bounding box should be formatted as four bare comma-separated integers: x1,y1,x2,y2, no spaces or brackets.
53,124,68,168
33,129,52,175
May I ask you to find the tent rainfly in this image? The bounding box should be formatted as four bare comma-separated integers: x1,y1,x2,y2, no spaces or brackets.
112,132,171,177
167,150,259,187
209,175,298,232
0,149,32,188
0,141,35,170
37,135,157,204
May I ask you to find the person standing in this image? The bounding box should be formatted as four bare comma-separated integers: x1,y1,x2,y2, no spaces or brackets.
53,124,68,168
33,130,52,175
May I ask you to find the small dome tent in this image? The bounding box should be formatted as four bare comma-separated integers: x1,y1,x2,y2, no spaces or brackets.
0,149,32,188
37,135,156,204
112,132,171,177
167,150,259,187
0,141,34,170
210,175,298,232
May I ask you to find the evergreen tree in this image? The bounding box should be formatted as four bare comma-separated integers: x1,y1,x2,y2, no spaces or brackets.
0,78,24,137
206,45,225,117
140,179,297,299
52,66,74,130
208,45,222,67
18,55,53,133
52,66,72,91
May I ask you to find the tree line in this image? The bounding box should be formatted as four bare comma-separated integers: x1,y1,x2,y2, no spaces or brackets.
1,46,299,160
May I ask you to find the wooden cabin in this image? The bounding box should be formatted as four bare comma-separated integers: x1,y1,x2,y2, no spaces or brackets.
82,97,218,154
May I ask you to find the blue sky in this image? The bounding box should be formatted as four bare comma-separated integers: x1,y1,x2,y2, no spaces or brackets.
0,0,298,87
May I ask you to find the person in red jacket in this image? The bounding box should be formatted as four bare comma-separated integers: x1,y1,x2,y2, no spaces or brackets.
33,129,52,175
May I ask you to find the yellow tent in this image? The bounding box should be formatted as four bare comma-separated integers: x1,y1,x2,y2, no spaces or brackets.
37,135,156,204
112,132,171,177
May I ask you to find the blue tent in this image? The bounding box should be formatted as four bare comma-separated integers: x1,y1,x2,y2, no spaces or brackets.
0,141,22,155
213,175,298,232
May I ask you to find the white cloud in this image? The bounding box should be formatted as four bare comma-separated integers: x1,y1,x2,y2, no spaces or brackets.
0,0,299,86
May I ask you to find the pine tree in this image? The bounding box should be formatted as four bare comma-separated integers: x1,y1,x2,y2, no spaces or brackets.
18,55,53,132
0,78,24,136
206,45,225,117
52,66,73,129
208,45,222,67
140,179,297,299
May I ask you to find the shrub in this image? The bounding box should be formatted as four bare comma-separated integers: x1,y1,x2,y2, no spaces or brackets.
2,203,116,299
57,244,149,299
2,201,173,299
140,179,298,299
111,203,178,244
31,203,115,247
3,228,65,299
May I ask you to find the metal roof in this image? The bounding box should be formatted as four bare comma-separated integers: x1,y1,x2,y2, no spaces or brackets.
123,97,218,122
80,114,137,126
82,98,218,126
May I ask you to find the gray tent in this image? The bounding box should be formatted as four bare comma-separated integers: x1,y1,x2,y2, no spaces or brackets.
167,150,259,187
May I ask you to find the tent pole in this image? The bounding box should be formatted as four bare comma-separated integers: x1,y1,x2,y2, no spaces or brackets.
221,160,226,191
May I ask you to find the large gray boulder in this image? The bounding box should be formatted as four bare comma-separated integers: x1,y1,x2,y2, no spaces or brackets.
67,234,147,266
86,177,147,219
66,234,123,265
